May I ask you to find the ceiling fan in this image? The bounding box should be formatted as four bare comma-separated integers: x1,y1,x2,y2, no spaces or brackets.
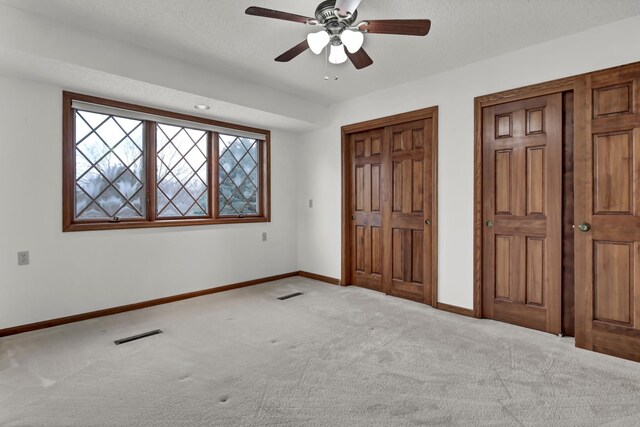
245,0,431,70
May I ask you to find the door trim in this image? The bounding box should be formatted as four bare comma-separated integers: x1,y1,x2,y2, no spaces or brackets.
341,106,439,308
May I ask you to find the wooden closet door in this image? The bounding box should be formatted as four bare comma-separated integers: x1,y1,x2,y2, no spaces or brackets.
350,129,384,292
383,119,433,304
482,94,563,334
575,64,640,361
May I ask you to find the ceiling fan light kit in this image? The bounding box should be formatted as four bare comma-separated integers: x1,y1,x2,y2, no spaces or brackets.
245,0,431,70
329,43,348,64
341,29,364,53
307,30,331,54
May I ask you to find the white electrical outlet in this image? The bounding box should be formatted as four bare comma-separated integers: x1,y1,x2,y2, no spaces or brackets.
262,232,267,242
18,251,30,266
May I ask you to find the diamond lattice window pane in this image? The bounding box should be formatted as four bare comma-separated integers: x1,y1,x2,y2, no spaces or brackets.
185,147,206,171
220,150,237,173
75,152,93,179
77,168,109,199
77,132,110,164
158,173,181,200
98,187,126,217
113,137,143,167
230,167,248,187
156,123,209,218
219,176,235,200
115,117,142,135
220,134,236,148
173,188,196,215
114,170,143,199
78,111,108,129
96,118,126,148
241,138,255,150
157,191,170,213
239,179,257,200
78,202,108,219
240,153,257,174
229,140,246,160
218,135,261,216
249,168,259,186
73,110,145,220
97,152,126,181
159,203,181,217
75,186,91,214
75,115,92,142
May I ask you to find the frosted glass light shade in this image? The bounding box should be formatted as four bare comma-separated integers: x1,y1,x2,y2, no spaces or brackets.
328,44,348,64
341,29,364,53
307,31,331,54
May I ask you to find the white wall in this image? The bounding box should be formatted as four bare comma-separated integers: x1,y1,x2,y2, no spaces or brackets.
297,15,640,309
0,75,300,329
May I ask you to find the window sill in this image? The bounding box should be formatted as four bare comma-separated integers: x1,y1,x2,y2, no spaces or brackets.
63,216,270,232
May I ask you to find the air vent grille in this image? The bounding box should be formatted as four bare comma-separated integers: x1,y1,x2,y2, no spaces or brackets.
114,329,163,345
278,292,303,300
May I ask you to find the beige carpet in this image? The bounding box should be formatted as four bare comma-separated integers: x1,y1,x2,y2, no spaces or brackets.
1,277,640,426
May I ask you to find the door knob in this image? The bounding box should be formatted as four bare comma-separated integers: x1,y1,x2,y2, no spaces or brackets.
485,220,493,228
425,219,431,225
578,222,591,232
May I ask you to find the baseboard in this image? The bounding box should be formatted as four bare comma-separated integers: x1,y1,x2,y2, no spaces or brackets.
298,270,341,285
437,302,475,318
0,271,298,338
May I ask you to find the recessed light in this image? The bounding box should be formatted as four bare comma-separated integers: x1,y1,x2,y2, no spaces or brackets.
194,104,210,110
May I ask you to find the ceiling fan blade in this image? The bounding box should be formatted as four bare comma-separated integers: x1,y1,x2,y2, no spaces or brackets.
275,40,310,62
346,47,373,70
245,6,314,25
335,0,363,17
361,19,431,36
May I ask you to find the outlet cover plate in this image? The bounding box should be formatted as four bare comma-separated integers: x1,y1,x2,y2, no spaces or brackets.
18,251,29,266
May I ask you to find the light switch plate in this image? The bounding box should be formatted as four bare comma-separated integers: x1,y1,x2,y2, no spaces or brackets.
18,251,29,266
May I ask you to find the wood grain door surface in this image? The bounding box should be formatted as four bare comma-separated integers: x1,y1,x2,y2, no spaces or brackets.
350,118,434,304
575,64,640,361
482,94,563,334
351,129,384,292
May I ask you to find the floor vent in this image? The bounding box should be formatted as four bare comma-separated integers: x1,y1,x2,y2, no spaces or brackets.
114,329,163,345
278,292,303,300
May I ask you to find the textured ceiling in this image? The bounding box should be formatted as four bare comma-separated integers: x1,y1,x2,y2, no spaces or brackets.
2,0,640,105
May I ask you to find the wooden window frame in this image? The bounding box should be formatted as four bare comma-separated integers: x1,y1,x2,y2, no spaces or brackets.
63,92,271,232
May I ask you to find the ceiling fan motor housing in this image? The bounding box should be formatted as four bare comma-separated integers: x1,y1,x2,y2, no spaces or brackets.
315,0,358,35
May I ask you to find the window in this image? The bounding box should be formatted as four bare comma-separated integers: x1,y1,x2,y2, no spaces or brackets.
156,124,209,218
218,134,260,216
63,92,270,231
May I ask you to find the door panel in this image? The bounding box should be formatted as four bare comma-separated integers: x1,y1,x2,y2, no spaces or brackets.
482,94,563,334
575,63,640,361
348,116,435,305
385,120,431,302
350,130,384,291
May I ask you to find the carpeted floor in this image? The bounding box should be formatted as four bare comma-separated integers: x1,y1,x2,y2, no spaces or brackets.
1,277,640,426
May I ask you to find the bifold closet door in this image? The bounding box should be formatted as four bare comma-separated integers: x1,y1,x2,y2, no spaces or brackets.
350,129,384,292
575,64,640,362
383,119,433,303
349,118,434,305
482,94,563,334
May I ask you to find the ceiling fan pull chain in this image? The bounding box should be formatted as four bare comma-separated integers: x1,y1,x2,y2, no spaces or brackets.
324,45,330,80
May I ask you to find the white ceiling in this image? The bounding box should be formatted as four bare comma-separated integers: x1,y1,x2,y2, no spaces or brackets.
2,0,640,106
